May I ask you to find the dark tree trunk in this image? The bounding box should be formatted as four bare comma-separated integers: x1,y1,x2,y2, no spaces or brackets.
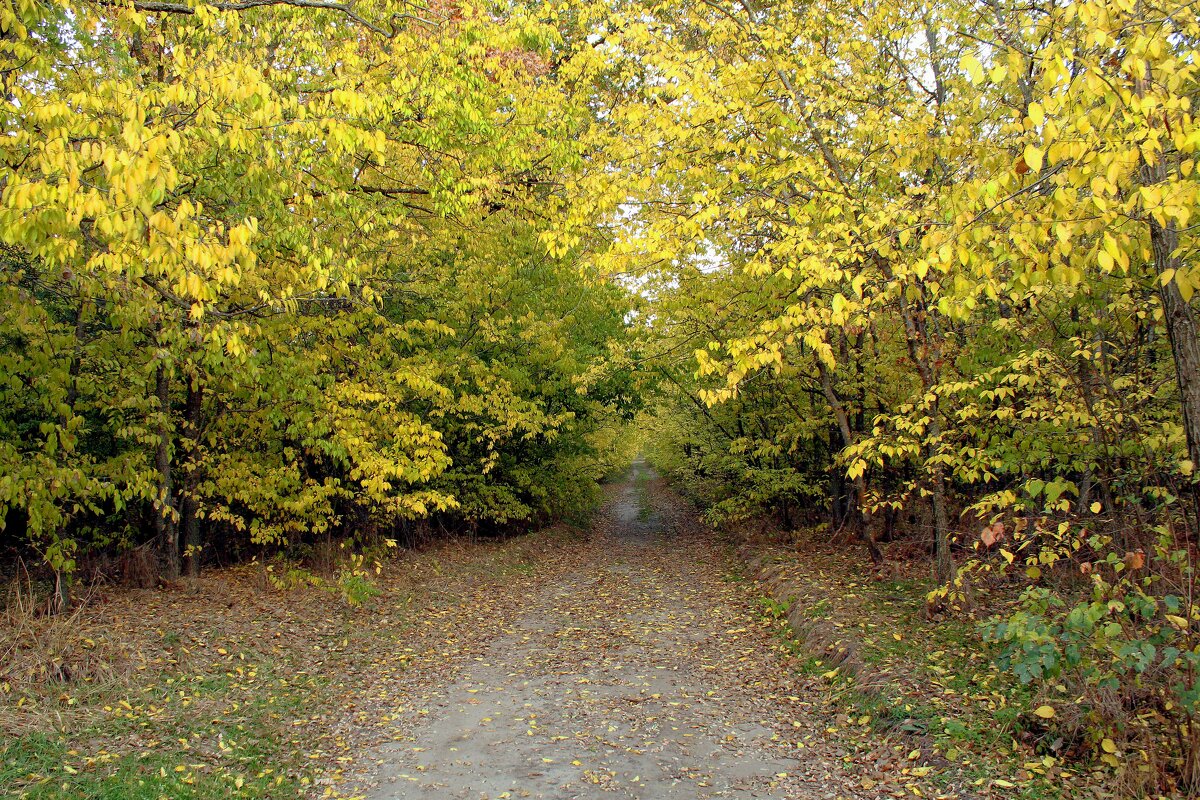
1137,60,1200,532
1151,213,1200,529
818,362,884,564
49,300,88,613
154,363,179,579
898,288,955,584
182,376,205,578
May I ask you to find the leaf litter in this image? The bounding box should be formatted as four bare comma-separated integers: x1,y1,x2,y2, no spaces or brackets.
329,464,928,800
5,464,963,799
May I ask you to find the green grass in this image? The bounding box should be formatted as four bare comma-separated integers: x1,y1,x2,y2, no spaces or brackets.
6,748,301,799
746,547,1069,799
492,558,536,577
3,682,306,799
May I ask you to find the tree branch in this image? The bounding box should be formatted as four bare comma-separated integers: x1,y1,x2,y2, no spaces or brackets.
96,0,438,38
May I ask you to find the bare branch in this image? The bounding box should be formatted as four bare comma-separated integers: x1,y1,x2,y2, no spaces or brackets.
94,0,439,38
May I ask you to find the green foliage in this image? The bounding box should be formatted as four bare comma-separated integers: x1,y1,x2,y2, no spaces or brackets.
0,0,639,580
263,559,322,592
336,571,382,609
597,0,1200,788
980,523,1200,767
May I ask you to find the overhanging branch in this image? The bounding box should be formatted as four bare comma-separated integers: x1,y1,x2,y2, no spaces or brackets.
96,0,439,38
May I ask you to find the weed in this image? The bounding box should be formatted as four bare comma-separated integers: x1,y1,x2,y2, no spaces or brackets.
337,571,381,607
757,595,793,619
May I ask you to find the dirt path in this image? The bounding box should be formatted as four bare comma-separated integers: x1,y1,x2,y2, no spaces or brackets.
354,463,862,800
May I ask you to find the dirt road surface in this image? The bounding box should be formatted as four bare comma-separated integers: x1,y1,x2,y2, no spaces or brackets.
353,462,865,800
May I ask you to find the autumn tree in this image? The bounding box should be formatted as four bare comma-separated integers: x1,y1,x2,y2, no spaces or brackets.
0,0,638,594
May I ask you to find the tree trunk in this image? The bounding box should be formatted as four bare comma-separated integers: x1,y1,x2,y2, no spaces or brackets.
48,300,88,614
1136,55,1200,531
182,376,205,578
1150,213,1200,528
927,416,955,583
898,288,956,585
818,361,884,564
154,363,179,579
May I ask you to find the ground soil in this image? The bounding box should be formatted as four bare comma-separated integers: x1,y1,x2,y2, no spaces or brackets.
335,462,874,800
5,464,968,799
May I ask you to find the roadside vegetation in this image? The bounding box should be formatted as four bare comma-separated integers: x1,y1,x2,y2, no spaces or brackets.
629,0,1200,792
742,532,1084,798
4,0,1200,795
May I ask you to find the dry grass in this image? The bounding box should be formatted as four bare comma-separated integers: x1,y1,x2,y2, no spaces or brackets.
0,566,137,735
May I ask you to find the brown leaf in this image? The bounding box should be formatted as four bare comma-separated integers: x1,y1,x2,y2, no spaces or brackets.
980,522,1005,548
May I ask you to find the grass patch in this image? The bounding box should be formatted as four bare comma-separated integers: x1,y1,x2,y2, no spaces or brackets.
634,468,653,521
2,527,579,799
743,531,1081,798
3,675,307,800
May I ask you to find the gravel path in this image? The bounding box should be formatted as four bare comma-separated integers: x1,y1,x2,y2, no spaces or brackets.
358,462,863,800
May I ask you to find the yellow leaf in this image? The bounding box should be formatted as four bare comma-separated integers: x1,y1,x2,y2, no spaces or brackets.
1033,705,1056,719
1166,615,1189,629
960,54,984,85
1090,501,1102,513
1023,144,1044,173
1101,738,1117,753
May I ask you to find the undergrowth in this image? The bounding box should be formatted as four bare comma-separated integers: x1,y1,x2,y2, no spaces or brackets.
744,529,1128,798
